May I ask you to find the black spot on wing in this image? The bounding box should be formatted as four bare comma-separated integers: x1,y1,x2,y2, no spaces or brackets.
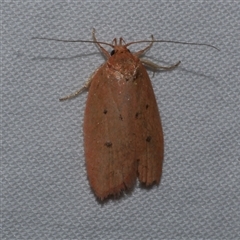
146,136,151,142
105,142,113,147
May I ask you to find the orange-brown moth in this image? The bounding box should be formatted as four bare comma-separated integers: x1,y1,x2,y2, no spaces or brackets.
34,30,218,200
83,35,167,200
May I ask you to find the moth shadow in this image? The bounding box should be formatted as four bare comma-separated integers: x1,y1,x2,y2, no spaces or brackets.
95,179,160,204
139,182,160,192
31,52,101,61
95,182,137,204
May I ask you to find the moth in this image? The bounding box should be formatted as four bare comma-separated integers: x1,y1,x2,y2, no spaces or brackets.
34,30,218,200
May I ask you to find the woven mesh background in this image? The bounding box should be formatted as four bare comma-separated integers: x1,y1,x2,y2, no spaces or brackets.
2,1,240,239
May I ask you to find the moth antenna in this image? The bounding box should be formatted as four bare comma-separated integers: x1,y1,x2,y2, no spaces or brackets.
126,38,220,51
32,37,114,48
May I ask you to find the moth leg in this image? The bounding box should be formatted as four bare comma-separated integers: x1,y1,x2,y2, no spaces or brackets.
135,35,154,57
59,86,86,101
59,66,101,101
141,59,181,71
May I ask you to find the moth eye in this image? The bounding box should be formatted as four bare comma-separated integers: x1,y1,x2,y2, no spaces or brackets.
127,49,130,53
110,50,115,56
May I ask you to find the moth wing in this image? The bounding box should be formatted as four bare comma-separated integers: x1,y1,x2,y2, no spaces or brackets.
83,64,137,200
134,63,164,185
